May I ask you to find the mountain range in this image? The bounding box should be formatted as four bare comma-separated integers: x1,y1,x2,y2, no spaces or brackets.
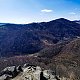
0,18,80,79
0,18,80,57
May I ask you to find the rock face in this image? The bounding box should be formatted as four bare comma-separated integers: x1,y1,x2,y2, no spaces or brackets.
0,65,60,80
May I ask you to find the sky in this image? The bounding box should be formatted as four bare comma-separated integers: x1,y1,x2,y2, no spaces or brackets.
0,0,80,24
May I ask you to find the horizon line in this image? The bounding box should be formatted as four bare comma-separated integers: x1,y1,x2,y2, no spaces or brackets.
0,18,79,24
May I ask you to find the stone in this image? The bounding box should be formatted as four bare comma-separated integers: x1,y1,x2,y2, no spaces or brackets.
0,74,11,80
1,66,18,78
43,70,58,80
0,65,61,80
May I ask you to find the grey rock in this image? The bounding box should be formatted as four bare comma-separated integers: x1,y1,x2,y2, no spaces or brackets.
43,70,59,80
0,74,11,80
1,66,18,78
0,65,61,80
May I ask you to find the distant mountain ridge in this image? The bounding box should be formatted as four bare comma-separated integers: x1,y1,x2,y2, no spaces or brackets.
73,20,80,24
0,18,80,57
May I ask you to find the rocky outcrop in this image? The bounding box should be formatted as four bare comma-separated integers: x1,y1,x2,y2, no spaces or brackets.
0,74,11,80
0,64,60,80
0,66,23,80
12,65,60,80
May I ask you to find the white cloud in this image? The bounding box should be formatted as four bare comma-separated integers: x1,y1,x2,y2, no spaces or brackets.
41,9,53,13
69,12,76,15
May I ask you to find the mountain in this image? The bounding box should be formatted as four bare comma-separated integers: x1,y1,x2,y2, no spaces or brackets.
0,18,80,79
0,38,80,80
0,18,80,57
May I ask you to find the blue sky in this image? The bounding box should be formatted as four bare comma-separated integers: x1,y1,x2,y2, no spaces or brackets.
0,0,80,24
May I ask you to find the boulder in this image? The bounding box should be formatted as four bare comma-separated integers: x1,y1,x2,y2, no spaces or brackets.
33,66,41,80
0,74,11,80
43,70,59,80
1,66,18,78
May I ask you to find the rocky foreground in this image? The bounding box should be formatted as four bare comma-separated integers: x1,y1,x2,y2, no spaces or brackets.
0,63,70,80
